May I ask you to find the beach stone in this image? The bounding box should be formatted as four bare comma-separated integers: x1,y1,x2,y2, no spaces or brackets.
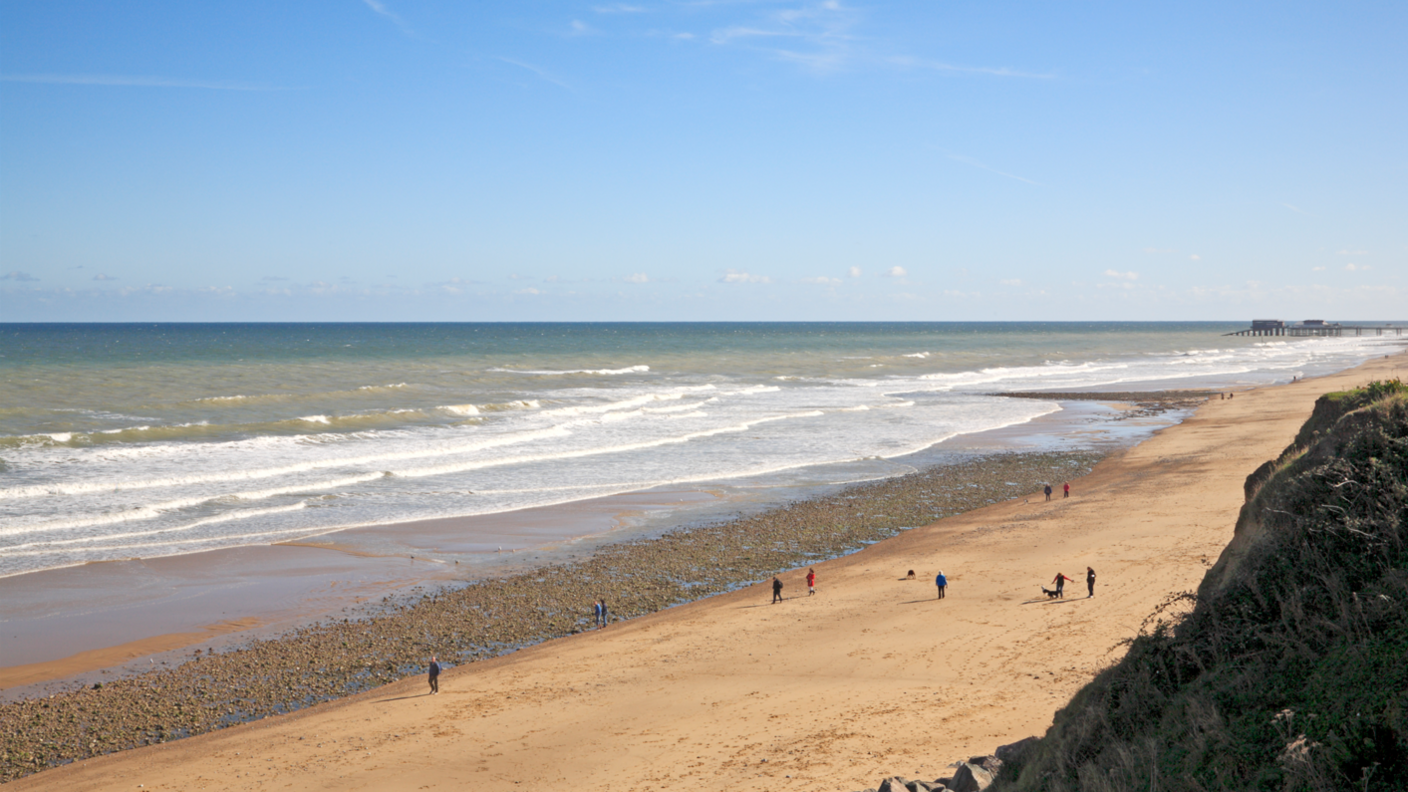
907,781,944,792
995,736,1038,766
947,763,994,792
877,777,911,792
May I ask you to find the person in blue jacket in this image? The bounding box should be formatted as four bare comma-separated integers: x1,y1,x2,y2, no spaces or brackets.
935,570,948,599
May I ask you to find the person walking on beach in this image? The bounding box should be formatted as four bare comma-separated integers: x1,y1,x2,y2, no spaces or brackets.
599,599,609,628
1052,572,1075,598
427,655,441,695
772,576,784,604
806,568,816,596
935,570,947,599
1086,566,1096,597
1044,484,1053,501
1063,482,1070,498
593,599,604,628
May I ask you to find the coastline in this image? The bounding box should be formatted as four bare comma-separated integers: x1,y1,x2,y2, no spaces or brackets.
6,349,1401,791
0,389,1187,694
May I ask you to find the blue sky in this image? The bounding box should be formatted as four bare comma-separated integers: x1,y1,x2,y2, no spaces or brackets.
1,1,1404,321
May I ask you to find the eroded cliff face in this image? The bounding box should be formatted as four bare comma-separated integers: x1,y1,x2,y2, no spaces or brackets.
1000,382,1408,792
1200,387,1406,601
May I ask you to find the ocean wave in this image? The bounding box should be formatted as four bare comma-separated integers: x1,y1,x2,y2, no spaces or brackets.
487,365,650,376
0,425,575,502
2,503,311,553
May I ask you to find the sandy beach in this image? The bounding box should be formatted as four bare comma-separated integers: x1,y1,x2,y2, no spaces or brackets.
8,351,1405,791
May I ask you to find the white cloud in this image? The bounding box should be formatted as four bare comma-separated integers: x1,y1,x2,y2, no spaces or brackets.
594,3,646,12
1189,254,1201,261
1337,249,1370,256
624,273,649,283
569,19,596,35
801,276,841,285
1143,248,1175,254
543,275,560,283
1000,278,1022,287
1282,203,1311,216
515,287,542,295
1312,266,1327,272
720,270,770,284
848,266,862,278
1,271,38,281
1346,263,1371,272
1104,269,1138,281
884,266,907,278
92,273,118,281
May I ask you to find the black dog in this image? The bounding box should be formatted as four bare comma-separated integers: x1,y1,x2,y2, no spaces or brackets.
1041,586,1062,599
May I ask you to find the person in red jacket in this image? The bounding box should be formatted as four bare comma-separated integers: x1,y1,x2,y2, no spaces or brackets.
1052,572,1076,598
806,568,816,596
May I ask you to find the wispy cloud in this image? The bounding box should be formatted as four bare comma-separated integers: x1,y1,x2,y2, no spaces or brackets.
363,0,411,33
720,269,770,283
568,19,598,36
91,273,118,281
1,271,38,281
883,266,907,278
848,266,862,278
495,57,573,90
1282,202,1311,216
1104,270,1138,281
801,276,841,285
595,3,647,13
1189,254,1201,261
623,273,650,283
1346,263,1371,272
1000,278,1022,287
1337,249,1370,256
708,1,860,73
0,74,290,91
947,154,1041,186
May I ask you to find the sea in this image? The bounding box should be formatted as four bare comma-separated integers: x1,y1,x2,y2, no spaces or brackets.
1,322,1398,581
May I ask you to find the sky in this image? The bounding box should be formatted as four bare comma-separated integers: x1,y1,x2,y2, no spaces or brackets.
1,1,1404,322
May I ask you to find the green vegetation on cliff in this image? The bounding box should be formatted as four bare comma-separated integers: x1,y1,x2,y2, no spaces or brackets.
1000,380,1408,792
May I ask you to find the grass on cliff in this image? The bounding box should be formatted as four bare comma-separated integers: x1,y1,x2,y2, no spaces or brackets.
997,380,1408,792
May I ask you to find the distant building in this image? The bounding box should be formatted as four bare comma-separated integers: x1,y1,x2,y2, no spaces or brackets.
1251,319,1285,331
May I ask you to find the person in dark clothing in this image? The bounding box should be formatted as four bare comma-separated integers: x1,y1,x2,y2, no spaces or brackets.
428,656,441,695
1052,572,1076,598
600,599,609,628
1086,567,1096,597
935,571,947,599
593,599,604,628
771,576,784,604
1044,484,1053,501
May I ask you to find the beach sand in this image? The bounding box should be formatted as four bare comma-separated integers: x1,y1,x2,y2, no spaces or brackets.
9,352,1405,792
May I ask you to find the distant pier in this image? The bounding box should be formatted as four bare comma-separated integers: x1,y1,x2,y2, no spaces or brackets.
1225,319,1406,338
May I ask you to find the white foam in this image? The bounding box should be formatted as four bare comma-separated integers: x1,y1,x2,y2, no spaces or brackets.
488,365,650,376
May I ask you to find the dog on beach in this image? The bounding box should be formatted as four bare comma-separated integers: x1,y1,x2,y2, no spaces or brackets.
1041,586,1061,599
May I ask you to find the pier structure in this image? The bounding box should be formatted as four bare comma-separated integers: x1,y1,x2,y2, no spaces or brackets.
1225,319,1406,338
